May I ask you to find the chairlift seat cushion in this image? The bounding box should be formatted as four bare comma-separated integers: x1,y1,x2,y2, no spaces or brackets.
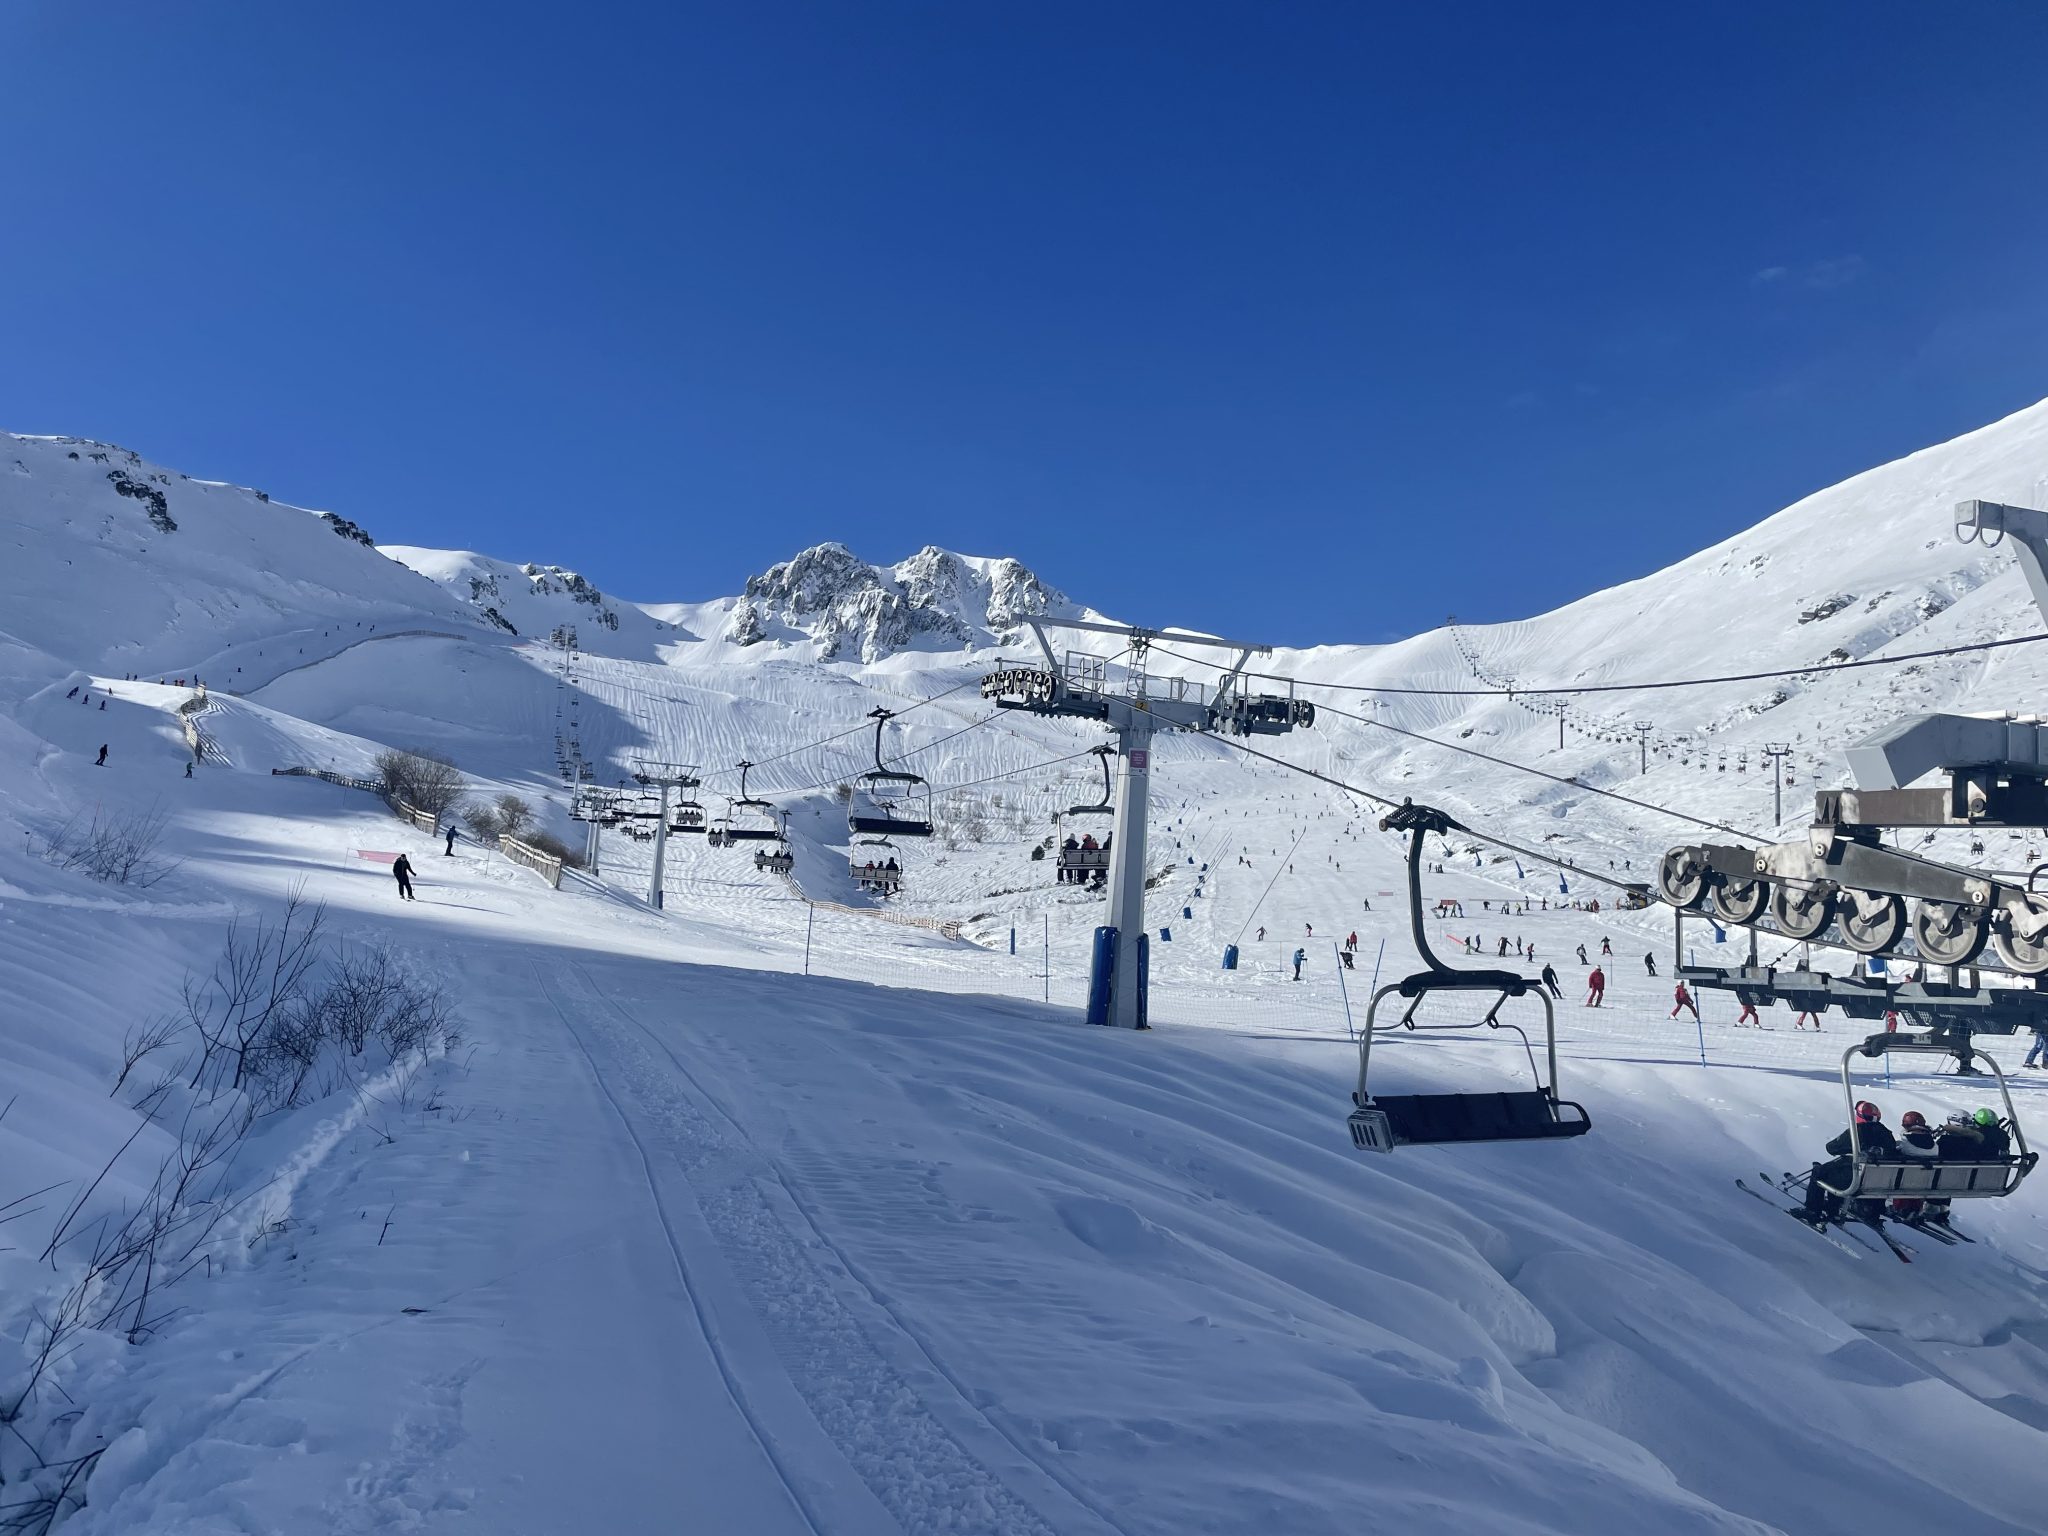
1362,1092,1589,1148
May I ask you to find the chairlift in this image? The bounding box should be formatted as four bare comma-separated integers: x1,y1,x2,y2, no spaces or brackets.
1055,745,1114,886
1814,1033,2036,1206
1347,801,1592,1153
713,761,780,843
848,708,933,838
754,812,795,875
851,836,903,895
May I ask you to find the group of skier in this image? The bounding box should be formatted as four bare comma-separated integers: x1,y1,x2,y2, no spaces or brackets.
1797,1099,2014,1234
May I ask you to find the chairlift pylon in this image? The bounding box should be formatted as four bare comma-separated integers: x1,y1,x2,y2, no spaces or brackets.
849,708,933,838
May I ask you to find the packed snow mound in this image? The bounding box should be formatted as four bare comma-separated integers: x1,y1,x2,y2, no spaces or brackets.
0,431,485,695
723,542,1079,662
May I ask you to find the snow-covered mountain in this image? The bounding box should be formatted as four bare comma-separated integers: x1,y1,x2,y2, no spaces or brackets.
10,403,2048,1535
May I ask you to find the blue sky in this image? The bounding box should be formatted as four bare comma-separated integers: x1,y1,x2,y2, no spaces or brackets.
5,2,2046,645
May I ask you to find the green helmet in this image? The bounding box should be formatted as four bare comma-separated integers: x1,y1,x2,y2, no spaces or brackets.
1974,1107,1999,1128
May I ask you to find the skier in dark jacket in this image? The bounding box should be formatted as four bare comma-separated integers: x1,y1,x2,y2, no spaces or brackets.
393,853,416,900
95,744,108,766
1644,951,1658,977
1539,963,1562,1000
444,826,457,856
1802,1101,1897,1224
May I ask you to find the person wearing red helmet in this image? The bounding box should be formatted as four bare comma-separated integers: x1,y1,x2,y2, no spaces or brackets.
1889,1110,1938,1222
1802,1100,1898,1225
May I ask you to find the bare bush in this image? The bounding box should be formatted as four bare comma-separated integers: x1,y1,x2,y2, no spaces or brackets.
461,792,532,842
374,748,465,815
41,803,178,887
518,829,584,869
111,1017,181,1097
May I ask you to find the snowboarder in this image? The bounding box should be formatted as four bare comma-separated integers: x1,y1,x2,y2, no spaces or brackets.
94,744,107,766
1801,1102,1896,1225
1585,967,1605,1007
393,853,416,900
1255,926,1265,942
1576,943,1588,966
444,827,457,856
1540,962,1562,1000
1670,982,1699,1022
1644,951,1658,977
1291,947,1306,982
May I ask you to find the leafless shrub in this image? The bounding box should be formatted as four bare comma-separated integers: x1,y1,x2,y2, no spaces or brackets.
40,803,178,887
111,1017,181,1097
517,829,583,869
373,748,465,815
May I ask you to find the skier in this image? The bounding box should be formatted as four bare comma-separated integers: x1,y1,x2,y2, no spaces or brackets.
1670,982,1699,1022
1735,999,1760,1027
2025,1023,2048,1069
98,698,105,710
1793,1008,1820,1031
1889,1110,1939,1224
393,853,416,901
65,686,77,699
444,826,457,856
94,744,107,766
1540,962,1562,1000
1600,937,1612,957
1801,1101,1897,1226
1585,967,1605,1007
1305,923,1313,939
1255,926,1265,942
1497,936,1510,957
1576,943,1588,966
1291,947,1306,982
1345,931,1358,953
1644,951,1658,977
183,760,193,778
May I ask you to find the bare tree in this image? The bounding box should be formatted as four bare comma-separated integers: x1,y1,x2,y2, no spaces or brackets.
374,748,465,815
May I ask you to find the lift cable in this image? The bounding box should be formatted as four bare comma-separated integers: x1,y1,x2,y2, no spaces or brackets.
1189,726,1646,897
1307,700,1768,842
1148,629,2048,700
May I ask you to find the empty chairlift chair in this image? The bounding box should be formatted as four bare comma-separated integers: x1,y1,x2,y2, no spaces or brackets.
710,761,780,846
848,708,934,840
1347,801,1592,1153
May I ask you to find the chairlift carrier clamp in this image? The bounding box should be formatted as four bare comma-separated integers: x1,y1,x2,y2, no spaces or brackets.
1347,800,1592,1153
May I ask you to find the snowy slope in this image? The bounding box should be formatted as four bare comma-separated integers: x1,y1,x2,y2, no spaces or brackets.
5,402,2048,1533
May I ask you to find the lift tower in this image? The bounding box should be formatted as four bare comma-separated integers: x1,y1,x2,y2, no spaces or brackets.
982,618,1314,1029
630,762,702,910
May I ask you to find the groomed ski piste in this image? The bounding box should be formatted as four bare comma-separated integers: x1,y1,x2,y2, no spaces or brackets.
4,408,2048,1534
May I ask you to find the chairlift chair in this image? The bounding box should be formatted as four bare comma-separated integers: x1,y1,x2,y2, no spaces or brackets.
717,761,781,843
1813,1033,2037,1206
848,708,933,838
1055,745,1114,886
1347,801,1592,1153
754,811,796,874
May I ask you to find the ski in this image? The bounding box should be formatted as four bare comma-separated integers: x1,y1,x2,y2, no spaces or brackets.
1761,1172,1887,1254
1855,1217,1915,1264
1736,1179,1862,1258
